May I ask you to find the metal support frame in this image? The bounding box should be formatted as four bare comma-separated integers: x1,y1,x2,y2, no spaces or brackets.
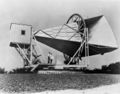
17,44,29,62
12,24,42,71
15,41,41,70
15,47,26,66
33,14,90,68
11,14,90,71
55,24,65,38
34,29,54,38
66,27,89,66
64,14,89,67
67,40,86,65
84,28,89,66
15,43,31,67
64,24,84,36
30,26,33,65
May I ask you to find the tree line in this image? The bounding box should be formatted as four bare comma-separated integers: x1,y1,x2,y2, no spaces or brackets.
0,68,7,73
0,61,120,74
82,61,120,74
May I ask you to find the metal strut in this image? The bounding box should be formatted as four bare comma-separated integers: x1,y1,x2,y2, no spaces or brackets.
67,28,89,66
67,39,86,65
32,14,89,68
16,43,31,65
65,13,88,66
85,28,89,66
15,47,26,66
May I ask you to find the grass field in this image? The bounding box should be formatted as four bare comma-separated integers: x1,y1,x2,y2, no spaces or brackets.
0,72,120,93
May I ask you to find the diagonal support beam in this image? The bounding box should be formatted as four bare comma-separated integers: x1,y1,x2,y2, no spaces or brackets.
34,29,55,38
67,40,85,65
64,24,84,36
16,44,31,65
55,24,65,38
15,48,25,60
15,48,27,67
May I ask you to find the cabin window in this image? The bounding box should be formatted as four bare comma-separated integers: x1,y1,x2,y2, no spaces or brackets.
21,30,25,35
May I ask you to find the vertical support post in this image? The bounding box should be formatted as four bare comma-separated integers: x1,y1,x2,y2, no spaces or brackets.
84,28,86,66
86,28,89,67
84,28,89,67
30,26,33,65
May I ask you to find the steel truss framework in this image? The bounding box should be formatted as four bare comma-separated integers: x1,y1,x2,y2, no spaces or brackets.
11,13,89,71
34,13,90,68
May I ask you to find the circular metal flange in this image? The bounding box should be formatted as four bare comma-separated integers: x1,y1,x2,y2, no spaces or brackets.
64,14,87,64
66,13,86,34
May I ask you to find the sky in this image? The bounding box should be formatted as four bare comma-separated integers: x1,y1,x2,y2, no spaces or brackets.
0,0,120,71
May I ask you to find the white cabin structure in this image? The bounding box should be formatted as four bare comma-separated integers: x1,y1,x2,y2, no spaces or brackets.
10,23,32,48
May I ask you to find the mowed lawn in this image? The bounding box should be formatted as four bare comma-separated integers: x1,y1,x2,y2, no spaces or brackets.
0,72,120,93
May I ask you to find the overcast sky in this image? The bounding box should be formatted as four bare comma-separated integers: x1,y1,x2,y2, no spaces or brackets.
0,0,120,71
